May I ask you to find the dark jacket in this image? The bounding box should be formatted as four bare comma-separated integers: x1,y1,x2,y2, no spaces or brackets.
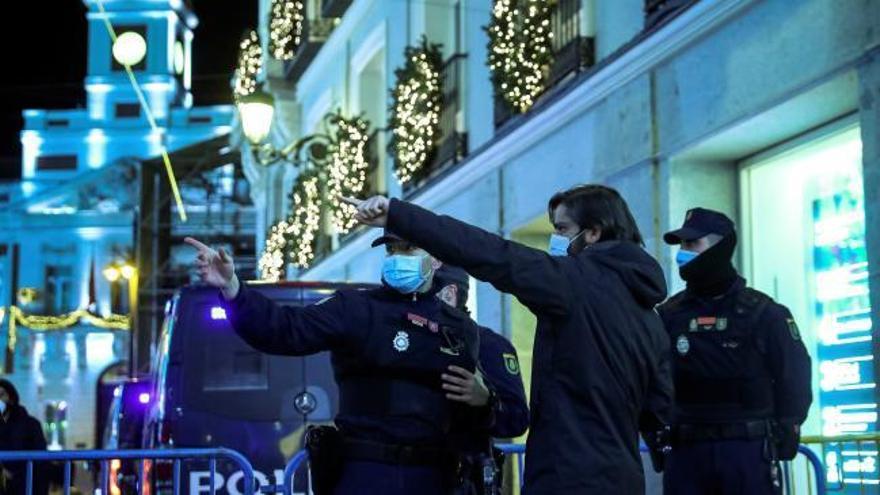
387,199,673,494
0,404,48,495
222,283,481,447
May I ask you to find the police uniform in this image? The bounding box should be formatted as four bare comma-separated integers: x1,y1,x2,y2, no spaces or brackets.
434,266,529,494
658,208,812,495
220,263,480,495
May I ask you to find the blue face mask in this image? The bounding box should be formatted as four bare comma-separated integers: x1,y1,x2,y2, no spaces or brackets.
548,234,572,256
676,249,700,267
382,254,429,293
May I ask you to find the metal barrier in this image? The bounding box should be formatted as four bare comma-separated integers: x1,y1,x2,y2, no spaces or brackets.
279,450,309,495
800,433,880,494
494,442,828,495
496,443,526,490
0,448,255,495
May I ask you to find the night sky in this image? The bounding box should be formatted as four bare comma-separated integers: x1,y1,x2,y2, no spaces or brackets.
0,1,257,180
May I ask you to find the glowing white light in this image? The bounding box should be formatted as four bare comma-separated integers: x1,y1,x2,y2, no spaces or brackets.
112,31,147,67
174,41,185,75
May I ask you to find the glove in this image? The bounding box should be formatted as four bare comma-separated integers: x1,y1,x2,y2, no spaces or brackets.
774,422,800,461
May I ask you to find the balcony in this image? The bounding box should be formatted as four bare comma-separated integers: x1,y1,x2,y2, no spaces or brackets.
321,0,352,19
404,53,468,192
494,0,596,128
284,15,337,83
549,0,595,86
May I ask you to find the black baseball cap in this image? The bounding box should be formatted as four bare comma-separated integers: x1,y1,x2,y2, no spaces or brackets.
663,208,735,245
371,228,405,248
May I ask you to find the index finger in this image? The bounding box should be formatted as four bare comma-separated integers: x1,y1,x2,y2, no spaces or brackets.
340,196,363,208
184,237,211,252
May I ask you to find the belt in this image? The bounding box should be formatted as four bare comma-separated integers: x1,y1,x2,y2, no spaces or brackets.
342,438,454,467
674,421,770,443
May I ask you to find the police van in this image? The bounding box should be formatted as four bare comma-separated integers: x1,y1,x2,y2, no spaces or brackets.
142,282,374,495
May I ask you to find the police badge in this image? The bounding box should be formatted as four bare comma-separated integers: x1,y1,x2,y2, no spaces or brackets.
676,334,690,356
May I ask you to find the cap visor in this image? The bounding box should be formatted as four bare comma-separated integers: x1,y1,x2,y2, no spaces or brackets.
663,227,705,245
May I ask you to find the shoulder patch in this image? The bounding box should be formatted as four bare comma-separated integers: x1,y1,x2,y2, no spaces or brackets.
502,353,520,375
786,318,801,341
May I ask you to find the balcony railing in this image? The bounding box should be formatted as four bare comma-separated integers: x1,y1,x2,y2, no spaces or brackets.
284,15,336,83
550,0,595,86
645,0,697,29
495,0,595,128
364,129,384,197
404,53,468,191
321,0,352,18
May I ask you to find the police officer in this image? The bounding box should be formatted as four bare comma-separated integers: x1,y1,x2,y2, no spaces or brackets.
657,208,812,494
433,265,529,495
185,235,480,495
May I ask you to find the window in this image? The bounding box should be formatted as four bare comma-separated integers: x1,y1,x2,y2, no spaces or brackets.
36,155,77,171
740,124,873,486
44,265,74,314
115,103,141,118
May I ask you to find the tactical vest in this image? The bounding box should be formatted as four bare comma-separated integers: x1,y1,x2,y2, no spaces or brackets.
659,287,775,423
333,293,480,435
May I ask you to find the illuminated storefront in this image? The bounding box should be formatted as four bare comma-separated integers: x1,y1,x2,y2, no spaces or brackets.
742,122,875,489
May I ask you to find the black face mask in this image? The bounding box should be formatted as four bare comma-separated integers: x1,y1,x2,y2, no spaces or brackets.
679,232,738,297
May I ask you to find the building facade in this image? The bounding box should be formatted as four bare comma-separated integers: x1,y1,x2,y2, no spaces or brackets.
243,0,879,489
0,0,235,449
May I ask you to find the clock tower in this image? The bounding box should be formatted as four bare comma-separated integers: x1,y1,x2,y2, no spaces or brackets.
83,0,197,122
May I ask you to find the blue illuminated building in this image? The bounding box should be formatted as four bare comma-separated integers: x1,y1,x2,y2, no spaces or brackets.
0,0,232,449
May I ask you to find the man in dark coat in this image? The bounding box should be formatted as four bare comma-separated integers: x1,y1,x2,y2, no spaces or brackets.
0,379,48,495
345,184,673,494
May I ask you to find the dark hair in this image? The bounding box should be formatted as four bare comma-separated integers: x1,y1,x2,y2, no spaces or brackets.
548,184,644,245
0,379,20,406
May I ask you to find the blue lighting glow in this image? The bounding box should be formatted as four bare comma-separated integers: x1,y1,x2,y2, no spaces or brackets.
210,306,227,320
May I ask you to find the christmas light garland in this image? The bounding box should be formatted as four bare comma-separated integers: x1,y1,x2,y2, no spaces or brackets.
4,306,129,354
327,113,372,233
389,36,443,185
259,219,291,282
286,169,324,269
269,0,305,61
233,30,263,102
486,0,555,113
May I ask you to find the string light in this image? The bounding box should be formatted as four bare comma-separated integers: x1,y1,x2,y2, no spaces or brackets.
389,37,443,185
327,113,372,233
269,0,305,61
286,170,323,269
234,30,263,102
487,0,554,113
5,306,129,354
259,219,290,281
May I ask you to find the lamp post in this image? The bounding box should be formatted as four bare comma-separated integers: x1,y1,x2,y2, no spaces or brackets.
236,90,333,167
103,262,138,375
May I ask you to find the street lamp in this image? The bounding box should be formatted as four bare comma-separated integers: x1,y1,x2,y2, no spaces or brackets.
103,266,121,283
236,89,333,167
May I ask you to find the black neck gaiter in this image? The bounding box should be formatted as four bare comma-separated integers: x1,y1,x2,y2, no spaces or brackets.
680,232,739,297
